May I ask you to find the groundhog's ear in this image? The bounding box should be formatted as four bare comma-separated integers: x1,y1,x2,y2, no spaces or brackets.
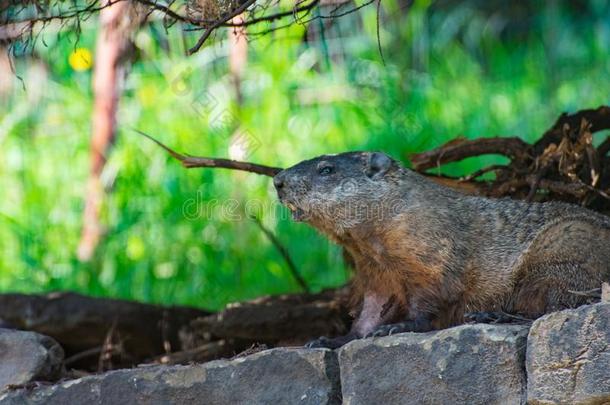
365,152,392,179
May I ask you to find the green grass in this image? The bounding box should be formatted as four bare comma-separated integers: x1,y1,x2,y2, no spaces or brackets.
0,2,609,309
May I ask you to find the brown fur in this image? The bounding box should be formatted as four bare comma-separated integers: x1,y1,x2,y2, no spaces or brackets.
274,152,610,343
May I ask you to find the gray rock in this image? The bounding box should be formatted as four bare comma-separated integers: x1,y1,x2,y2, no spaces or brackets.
0,348,340,405
339,324,529,405
0,328,64,391
526,303,610,405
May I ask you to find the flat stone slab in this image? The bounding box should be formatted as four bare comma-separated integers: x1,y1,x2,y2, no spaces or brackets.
0,328,64,391
527,303,610,405
338,324,529,405
0,348,340,405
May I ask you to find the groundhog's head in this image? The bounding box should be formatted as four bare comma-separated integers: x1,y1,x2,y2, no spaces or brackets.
274,152,403,233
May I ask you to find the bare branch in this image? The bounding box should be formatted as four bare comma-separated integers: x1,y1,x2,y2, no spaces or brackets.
187,0,257,54
2,0,375,53
133,129,282,177
410,137,529,171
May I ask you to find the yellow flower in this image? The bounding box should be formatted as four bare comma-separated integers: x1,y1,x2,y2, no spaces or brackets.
69,48,93,72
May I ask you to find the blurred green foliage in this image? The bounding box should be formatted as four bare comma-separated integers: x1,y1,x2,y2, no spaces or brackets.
0,1,609,309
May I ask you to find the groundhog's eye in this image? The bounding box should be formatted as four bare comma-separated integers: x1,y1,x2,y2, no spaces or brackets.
318,165,334,176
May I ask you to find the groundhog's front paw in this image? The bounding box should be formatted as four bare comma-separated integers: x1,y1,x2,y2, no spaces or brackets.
464,311,530,324
305,334,356,349
365,323,410,338
365,318,433,338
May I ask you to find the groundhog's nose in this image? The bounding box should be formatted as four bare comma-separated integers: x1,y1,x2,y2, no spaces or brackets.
273,174,284,189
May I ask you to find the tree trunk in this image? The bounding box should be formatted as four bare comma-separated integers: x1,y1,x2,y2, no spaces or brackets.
228,13,248,105
77,1,140,261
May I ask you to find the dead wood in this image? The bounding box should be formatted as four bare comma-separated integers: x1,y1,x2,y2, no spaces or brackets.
0,288,350,370
0,292,208,370
533,105,610,155
411,105,610,214
184,288,351,347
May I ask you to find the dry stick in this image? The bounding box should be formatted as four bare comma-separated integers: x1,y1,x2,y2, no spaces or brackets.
98,320,119,372
133,129,282,177
154,340,232,365
250,216,310,294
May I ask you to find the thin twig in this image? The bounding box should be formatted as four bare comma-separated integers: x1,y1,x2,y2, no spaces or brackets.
248,0,376,38
4,0,372,52
133,129,282,177
250,216,310,293
4,0,125,26
220,0,320,28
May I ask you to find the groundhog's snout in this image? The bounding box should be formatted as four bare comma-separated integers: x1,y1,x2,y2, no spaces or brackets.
273,171,308,221
273,172,289,200
273,174,285,190
273,171,291,202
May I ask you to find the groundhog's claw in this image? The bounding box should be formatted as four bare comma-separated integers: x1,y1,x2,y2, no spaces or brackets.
304,334,356,349
365,323,409,338
305,337,333,349
366,318,433,338
464,311,529,324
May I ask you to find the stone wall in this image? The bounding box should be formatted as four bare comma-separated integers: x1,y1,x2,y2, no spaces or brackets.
1,303,609,405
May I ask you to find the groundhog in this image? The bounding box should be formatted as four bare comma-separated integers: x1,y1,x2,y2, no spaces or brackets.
273,151,610,348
